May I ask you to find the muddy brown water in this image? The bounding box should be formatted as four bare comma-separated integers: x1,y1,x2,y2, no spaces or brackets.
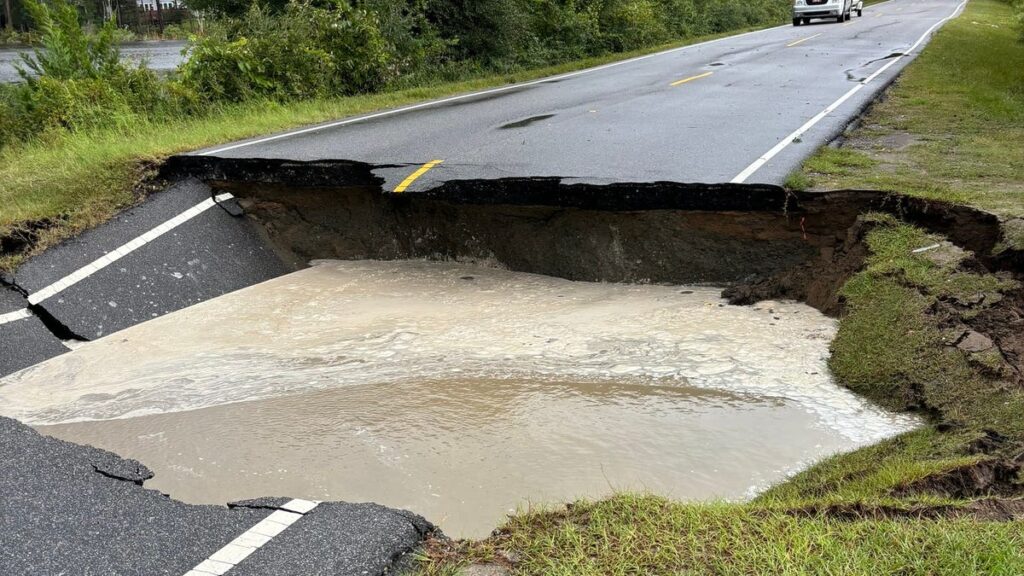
1,260,916,537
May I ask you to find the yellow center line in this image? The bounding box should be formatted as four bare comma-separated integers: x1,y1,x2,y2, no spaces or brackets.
670,71,713,87
786,33,822,47
394,160,444,193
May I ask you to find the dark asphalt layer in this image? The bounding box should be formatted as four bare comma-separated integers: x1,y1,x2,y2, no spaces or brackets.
195,0,962,189
12,179,288,341
0,287,68,375
0,417,432,576
0,41,186,83
0,179,289,379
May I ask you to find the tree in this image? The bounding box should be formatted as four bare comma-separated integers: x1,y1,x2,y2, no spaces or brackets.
183,0,288,17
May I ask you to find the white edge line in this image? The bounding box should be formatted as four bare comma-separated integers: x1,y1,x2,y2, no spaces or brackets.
26,194,233,306
182,499,319,576
196,0,903,158
730,0,968,184
196,23,806,156
0,309,32,326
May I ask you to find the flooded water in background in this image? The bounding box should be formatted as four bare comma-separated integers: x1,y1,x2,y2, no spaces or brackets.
1,260,916,537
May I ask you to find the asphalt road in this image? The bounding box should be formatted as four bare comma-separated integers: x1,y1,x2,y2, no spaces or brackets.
197,0,964,189
0,178,288,377
0,416,434,575
0,40,186,83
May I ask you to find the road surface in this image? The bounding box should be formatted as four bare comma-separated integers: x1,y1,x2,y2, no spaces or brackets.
0,416,434,575
196,0,965,189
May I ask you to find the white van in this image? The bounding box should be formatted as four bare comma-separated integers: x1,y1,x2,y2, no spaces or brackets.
793,0,863,24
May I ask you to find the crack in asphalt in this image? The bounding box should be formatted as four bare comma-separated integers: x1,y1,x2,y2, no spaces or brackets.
91,462,154,486
1,271,88,342
845,52,906,82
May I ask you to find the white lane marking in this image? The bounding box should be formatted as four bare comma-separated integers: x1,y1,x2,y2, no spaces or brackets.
26,193,235,306
0,309,32,326
731,0,967,183
182,499,320,575
197,24,803,156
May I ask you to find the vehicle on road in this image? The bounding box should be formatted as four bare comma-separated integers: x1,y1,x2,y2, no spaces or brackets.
792,0,863,25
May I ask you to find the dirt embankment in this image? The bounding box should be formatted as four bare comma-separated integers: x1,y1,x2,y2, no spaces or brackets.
162,156,1018,309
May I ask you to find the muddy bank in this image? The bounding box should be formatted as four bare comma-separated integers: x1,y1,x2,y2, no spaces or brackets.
159,156,1018,318
158,156,1024,505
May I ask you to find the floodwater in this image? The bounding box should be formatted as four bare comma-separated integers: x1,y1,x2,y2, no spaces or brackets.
1,260,916,537
0,41,186,83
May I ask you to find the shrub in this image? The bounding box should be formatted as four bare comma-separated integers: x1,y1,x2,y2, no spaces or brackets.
357,0,445,74
159,23,195,40
16,0,121,82
601,0,671,51
531,0,605,60
425,0,539,67
178,1,396,102
4,0,182,142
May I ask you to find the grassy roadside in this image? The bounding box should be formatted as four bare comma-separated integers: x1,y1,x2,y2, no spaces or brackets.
786,0,1024,219
0,23,778,273
419,1,1024,573
420,496,1024,575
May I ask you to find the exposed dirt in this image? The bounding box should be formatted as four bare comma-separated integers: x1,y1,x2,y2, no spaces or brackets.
0,217,65,265
891,458,1024,500
229,183,821,287
722,215,872,315
961,290,1024,389
160,158,1014,315
789,498,1024,522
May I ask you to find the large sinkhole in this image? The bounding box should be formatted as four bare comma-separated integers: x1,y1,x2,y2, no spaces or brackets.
6,165,1000,537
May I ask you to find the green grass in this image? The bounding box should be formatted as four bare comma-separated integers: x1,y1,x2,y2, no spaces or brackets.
789,0,1024,218
830,219,1022,434
763,216,1023,510
419,495,1024,575
0,23,776,272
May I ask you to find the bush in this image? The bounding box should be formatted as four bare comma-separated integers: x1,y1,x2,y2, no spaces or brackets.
3,0,182,143
16,0,121,82
357,0,445,73
601,0,671,51
425,0,539,67
178,1,397,102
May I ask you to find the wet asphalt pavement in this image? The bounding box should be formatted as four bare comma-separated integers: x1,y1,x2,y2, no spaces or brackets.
0,416,434,575
195,0,964,189
0,0,966,573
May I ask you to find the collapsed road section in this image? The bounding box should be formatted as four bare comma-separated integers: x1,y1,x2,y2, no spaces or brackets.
164,156,1014,309
2,154,1023,573
1,153,1018,379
